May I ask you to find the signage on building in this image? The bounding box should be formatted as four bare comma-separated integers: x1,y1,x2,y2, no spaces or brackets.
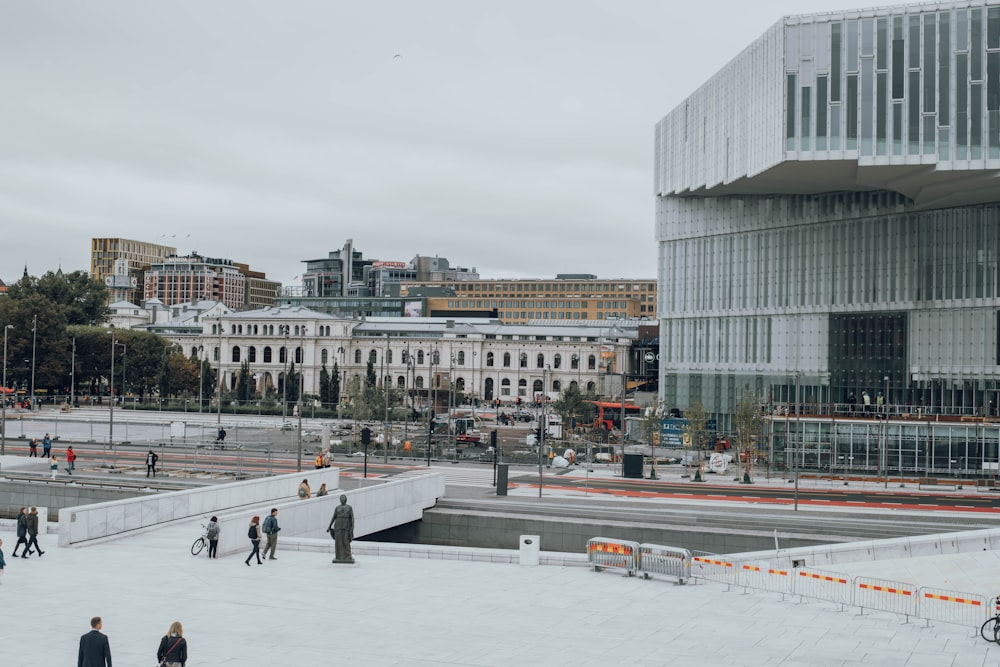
372,261,406,269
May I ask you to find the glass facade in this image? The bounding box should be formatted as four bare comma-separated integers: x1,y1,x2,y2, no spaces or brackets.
655,1,1000,431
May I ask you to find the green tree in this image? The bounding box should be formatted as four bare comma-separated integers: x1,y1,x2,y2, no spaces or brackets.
683,400,711,482
0,294,69,395
733,390,764,483
199,358,216,407
286,361,300,404
236,360,252,403
7,270,108,325
552,383,597,432
331,361,341,404
158,347,200,399
319,363,331,406
365,358,377,388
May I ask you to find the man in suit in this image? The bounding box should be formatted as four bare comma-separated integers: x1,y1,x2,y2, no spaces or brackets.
78,616,112,667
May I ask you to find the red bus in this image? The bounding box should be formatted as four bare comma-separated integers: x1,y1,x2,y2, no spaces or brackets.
587,401,643,431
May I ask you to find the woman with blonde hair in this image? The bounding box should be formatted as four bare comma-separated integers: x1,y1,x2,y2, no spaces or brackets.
156,620,187,667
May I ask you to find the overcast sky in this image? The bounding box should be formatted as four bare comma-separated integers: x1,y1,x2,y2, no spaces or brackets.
1,0,894,287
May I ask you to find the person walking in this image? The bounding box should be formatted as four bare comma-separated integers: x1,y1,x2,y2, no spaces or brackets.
297,478,311,499
66,446,77,474
12,507,28,557
50,455,59,480
78,616,112,667
206,516,220,559
146,450,159,478
261,508,280,560
24,506,44,558
42,433,52,457
245,516,262,565
156,620,188,667
0,538,6,585
29,438,38,457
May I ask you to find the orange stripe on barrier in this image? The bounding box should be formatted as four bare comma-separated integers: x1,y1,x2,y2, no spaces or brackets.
923,593,982,606
798,572,848,584
742,565,761,572
588,543,633,555
768,569,788,576
858,583,913,596
693,557,733,568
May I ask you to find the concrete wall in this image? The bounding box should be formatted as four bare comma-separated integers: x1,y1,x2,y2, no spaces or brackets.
729,527,1000,569
0,480,143,520
60,468,341,546
212,473,446,558
368,507,832,554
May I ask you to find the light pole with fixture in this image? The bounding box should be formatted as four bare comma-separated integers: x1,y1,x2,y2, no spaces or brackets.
30,314,37,411
1,324,12,455
108,329,117,448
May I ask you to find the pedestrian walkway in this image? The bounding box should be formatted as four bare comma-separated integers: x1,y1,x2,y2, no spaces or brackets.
1,515,997,666
394,465,498,487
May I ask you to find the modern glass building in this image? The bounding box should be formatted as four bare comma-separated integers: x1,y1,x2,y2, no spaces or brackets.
656,0,1000,427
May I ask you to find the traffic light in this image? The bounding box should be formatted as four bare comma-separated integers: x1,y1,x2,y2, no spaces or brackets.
361,427,371,445
489,430,497,448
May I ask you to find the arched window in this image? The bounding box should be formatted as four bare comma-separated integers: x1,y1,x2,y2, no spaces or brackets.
354,349,362,364
456,377,466,391
295,347,302,364
432,350,440,365
586,381,596,393
417,350,425,364
553,354,562,369
415,376,424,389
387,350,393,365
457,351,466,365
231,346,241,362
501,378,511,396
247,346,257,363
237,325,243,334
552,380,561,392
231,325,236,334
588,354,596,370
486,352,495,367
570,380,578,390
536,353,544,368
519,353,527,368
503,352,511,367
213,347,219,362
484,377,494,399
532,379,542,393
369,349,377,363
571,354,579,370
321,349,328,364
397,376,405,388
263,346,272,363
279,347,287,364
518,379,527,396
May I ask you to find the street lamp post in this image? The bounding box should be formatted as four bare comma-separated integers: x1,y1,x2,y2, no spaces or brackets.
197,346,204,413
1,324,12,455
383,332,390,465
108,329,117,448
282,330,289,420
296,327,305,472
30,314,37,411
70,337,76,410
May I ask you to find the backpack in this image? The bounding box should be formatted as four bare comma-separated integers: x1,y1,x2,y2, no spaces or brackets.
298,487,307,498
248,524,257,539
262,516,276,534
206,522,220,539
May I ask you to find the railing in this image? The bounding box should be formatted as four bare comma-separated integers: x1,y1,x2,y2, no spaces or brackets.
587,538,691,584
688,554,988,630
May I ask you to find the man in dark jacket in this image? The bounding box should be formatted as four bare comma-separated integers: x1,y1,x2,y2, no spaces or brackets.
12,507,28,557
23,506,43,558
78,616,112,667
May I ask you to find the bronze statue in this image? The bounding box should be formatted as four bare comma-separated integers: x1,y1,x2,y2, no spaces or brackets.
327,494,355,563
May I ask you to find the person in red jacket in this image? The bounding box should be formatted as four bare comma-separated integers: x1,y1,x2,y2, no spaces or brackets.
66,446,77,475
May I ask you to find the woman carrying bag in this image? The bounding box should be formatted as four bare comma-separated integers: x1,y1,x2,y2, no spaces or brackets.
245,515,262,565
157,620,187,667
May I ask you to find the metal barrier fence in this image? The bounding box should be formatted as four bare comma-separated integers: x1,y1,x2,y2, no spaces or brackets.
855,576,918,621
638,544,691,584
586,537,639,576
918,587,987,629
794,567,852,610
686,552,988,630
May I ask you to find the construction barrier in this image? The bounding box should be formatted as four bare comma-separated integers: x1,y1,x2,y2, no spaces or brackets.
638,544,691,584
738,561,792,598
691,551,737,588
855,576,918,622
793,567,852,609
586,537,639,576
918,586,988,629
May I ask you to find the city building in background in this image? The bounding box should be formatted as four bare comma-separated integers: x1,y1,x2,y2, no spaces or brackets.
91,237,176,304
656,0,1000,429
142,253,279,311
398,275,657,322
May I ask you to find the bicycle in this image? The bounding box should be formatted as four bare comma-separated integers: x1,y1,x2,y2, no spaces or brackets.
191,523,210,556
979,596,1000,643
